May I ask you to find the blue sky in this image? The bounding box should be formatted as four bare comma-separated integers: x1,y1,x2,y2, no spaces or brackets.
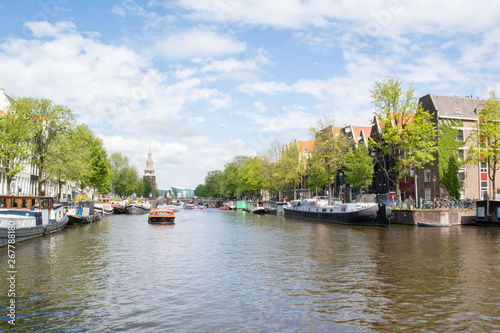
1,0,499,190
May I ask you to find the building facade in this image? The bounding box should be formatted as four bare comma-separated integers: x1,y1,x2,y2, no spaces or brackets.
417,94,500,201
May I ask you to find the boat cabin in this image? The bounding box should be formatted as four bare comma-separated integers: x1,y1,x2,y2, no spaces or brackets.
0,195,54,211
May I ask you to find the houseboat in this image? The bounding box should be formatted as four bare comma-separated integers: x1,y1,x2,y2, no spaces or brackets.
0,195,69,246
284,198,391,227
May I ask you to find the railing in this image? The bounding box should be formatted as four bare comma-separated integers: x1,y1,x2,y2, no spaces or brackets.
382,199,476,210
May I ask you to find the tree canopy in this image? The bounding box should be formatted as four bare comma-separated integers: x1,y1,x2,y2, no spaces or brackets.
370,77,437,200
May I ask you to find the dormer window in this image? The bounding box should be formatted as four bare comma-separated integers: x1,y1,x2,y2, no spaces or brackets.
453,108,463,115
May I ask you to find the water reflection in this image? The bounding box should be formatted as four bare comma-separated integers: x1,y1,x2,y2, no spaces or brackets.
1,211,499,332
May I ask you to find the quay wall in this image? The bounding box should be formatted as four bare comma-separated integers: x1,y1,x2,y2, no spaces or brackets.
392,209,476,226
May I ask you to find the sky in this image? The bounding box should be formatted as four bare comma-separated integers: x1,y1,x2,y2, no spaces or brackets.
1,0,499,191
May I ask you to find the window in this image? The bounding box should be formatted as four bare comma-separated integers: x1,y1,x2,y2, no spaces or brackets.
459,189,466,200
454,108,463,115
458,169,466,181
424,169,431,182
458,149,465,162
457,130,464,141
481,162,487,173
425,188,431,201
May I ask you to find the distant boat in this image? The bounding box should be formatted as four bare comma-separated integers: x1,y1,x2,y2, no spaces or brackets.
157,203,178,212
184,204,204,210
0,195,69,247
251,202,266,214
148,209,175,224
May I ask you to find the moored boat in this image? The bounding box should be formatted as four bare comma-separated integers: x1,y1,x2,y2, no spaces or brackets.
148,209,175,224
283,199,391,227
125,203,151,214
94,198,114,215
417,222,451,227
476,200,500,226
0,195,69,247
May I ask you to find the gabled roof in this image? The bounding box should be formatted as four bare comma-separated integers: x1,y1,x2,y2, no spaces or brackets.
297,140,314,154
424,94,484,120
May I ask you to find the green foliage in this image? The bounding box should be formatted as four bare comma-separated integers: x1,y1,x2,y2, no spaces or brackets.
76,125,112,194
344,145,374,189
370,77,437,200
278,140,306,196
22,97,76,194
222,156,247,198
195,184,207,197
467,90,500,199
110,153,139,197
155,188,161,198
142,177,152,198
308,120,352,196
0,98,35,194
204,170,224,198
437,119,463,199
442,155,460,199
240,156,267,197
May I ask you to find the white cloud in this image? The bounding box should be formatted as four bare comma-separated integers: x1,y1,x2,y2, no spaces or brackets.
154,28,246,59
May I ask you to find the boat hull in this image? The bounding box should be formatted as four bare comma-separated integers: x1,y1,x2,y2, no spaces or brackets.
148,217,175,224
148,209,175,224
125,204,151,214
0,215,69,247
284,204,390,227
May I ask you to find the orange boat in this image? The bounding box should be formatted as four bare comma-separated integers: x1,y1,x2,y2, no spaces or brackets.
148,209,175,224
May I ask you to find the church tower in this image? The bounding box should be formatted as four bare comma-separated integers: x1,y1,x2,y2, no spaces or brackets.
143,147,156,199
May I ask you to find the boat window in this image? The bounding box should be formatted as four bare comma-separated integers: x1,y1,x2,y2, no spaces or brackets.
10,198,17,208
0,198,6,208
21,199,28,208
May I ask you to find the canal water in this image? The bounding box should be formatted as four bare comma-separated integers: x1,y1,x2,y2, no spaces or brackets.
1,209,500,332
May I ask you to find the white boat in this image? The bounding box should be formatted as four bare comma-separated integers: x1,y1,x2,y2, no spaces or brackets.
0,195,69,247
156,203,178,212
94,198,114,215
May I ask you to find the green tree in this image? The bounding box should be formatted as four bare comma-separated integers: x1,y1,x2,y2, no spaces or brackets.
437,119,463,199
277,140,307,199
309,119,352,199
155,188,161,198
76,125,112,196
370,77,437,201
442,155,460,199
45,127,91,200
110,153,138,197
24,97,75,194
344,145,374,190
467,90,500,199
222,156,247,198
240,156,267,199
204,170,224,198
195,184,207,197
142,177,152,198
0,98,35,195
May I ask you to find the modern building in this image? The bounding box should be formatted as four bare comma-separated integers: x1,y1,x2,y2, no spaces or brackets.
171,186,195,198
143,147,156,199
